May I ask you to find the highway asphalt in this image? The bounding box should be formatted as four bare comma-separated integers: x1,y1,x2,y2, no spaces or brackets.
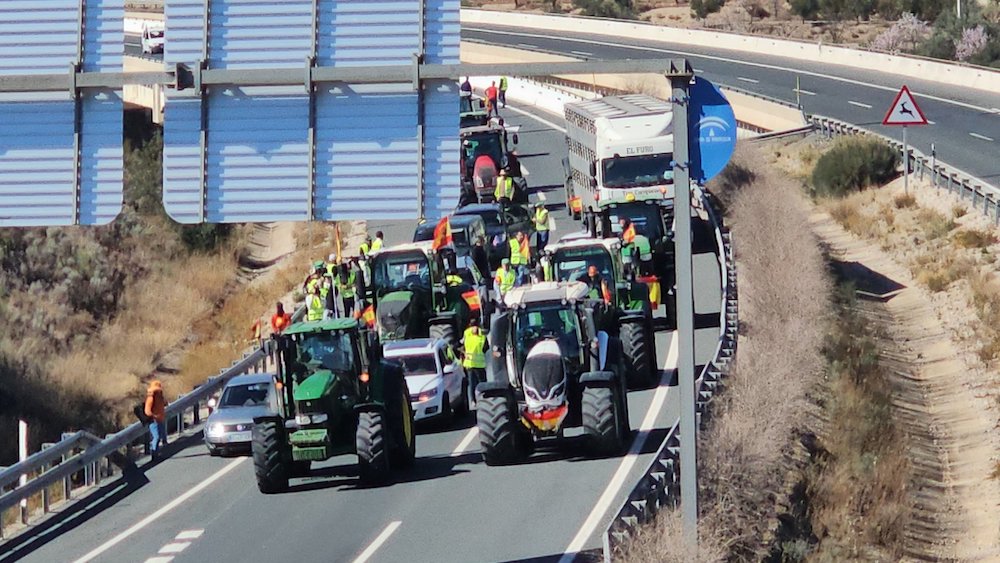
3,104,723,563
464,25,1000,185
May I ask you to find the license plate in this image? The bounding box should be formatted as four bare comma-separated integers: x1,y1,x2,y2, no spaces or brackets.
226,431,252,443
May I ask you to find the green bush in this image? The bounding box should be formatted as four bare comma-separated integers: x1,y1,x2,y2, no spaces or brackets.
574,0,634,18
178,223,234,252
691,0,725,18
811,137,900,197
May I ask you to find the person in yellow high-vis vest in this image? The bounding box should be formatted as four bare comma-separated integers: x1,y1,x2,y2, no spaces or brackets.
494,258,516,302
509,231,530,285
462,318,488,406
306,286,325,322
495,169,514,202
533,202,550,253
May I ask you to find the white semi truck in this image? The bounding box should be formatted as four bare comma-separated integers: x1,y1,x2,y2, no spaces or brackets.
563,94,674,222
562,94,676,293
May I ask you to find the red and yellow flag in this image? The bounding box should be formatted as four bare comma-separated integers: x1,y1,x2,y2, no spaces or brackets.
432,217,452,250
461,290,482,311
361,304,376,327
622,223,637,244
637,275,661,308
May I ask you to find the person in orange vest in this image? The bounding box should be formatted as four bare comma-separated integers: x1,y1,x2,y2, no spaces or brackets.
145,380,168,460
485,81,499,117
271,302,292,334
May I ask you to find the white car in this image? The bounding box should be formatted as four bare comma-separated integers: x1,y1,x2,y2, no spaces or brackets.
141,23,164,55
384,338,469,423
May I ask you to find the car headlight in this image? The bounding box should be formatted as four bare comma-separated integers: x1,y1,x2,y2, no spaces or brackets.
417,388,439,402
207,423,225,437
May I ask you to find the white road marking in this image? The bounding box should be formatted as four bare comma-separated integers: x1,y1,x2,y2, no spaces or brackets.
848,100,872,109
450,427,480,457
351,521,402,563
737,76,759,84
144,557,173,563
793,88,816,96
927,120,936,125
72,458,245,563
970,132,994,142
520,163,530,177
516,43,537,49
571,50,593,56
992,108,1000,114
175,530,204,540
465,27,998,114
693,68,705,73
504,104,567,133
158,543,190,555
558,336,677,562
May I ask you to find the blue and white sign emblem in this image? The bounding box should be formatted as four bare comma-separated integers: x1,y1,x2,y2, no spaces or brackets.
689,77,737,184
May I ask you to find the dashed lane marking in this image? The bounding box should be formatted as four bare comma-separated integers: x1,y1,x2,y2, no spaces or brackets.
737,76,759,84
793,88,816,96
848,100,872,109
144,557,173,563
175,530,204,540
450,427,480,457
970,132,994,142
351,521,402,563
158,543,190,555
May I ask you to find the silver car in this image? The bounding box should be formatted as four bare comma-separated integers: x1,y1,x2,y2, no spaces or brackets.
204,373,275,456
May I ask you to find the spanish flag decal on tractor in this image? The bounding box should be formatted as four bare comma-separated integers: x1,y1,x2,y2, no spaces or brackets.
461,290,481,311
361,304,376,328
432,216,452,250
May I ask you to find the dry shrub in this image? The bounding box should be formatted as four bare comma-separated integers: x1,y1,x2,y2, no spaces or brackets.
622,145,831,560
893,193,916,208
912,254,973,293
952,204,968,218
952,228,996,249
829,199,879,239
916,208,956,240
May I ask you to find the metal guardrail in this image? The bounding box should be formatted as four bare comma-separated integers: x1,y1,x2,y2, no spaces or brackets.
601,190,738,561
0,302,306,540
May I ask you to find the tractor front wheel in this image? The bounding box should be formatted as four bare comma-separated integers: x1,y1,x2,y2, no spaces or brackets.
477,394,526,465
429,318,456,347
357,411,390,486
251,420,290,494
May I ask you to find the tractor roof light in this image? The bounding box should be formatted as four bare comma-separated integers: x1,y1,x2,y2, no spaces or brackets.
359,372,370,383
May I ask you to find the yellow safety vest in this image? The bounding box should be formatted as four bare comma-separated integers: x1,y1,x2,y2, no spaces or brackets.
495,267,515,293
337,271,356,298
509,238,529,265
495,176,514,200
360,242,370,255
371,238,383,252
307,295,324,321
446,274,463,286
463,327,487,368
534,207,549,231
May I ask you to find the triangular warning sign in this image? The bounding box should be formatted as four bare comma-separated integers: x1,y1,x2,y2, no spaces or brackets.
883,85,928,126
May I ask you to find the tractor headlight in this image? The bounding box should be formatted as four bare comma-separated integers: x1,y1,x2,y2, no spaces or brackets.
310,413,328,424
296,414,312,425
207,423,225,438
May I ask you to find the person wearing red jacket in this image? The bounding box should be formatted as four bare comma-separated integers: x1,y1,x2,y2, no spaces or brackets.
485,81,499,117
145,380,168,460
270,302,292,334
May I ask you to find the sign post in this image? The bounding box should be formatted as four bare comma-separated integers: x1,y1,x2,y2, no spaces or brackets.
882,85,929,196
674,76,737,544
19,420,28,524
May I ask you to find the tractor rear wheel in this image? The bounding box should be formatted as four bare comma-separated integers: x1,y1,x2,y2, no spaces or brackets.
357,411,390,485
251,420,289,494
429,318,456,347
582,384,627,457
477,394,525,465
388,376,416,468
621,321,656,389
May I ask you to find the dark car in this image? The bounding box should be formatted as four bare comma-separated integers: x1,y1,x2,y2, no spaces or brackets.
454,203,534,270
413,215,492,279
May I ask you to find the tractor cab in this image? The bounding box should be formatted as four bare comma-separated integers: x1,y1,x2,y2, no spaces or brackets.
460,92,489,127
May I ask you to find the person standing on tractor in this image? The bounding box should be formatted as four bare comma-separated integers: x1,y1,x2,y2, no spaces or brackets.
498,76,508,108
271,302,292,334
485,81,499,117
460,76,472,95
307,285,325,322
303,260,325,294
577,265,612,304
144,380,167,460
494,168,514,203
472,235,491,287
360,235,373,257
509,231,530,285
494,258,516,302
372,231,385,253
335,263,357,316
533,202,550,253
462,317,488,407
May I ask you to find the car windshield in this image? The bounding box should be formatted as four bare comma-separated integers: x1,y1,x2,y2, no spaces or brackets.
148,29,164,38
513,304,581,372
394,353,437,376
463,133,503,166
601,154,673,189
607,205,666,239
552,247,614,286
371,251,430,292
458,210,502,234
220,382,270,408
297,331,355,373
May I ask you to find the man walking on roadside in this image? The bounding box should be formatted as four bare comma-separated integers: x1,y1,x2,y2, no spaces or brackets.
485,81,499,117
145,380,168,460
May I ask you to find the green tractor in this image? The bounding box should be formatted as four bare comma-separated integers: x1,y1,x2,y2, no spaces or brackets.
251,318,415,493
540,236,658,388
363,241,488,346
